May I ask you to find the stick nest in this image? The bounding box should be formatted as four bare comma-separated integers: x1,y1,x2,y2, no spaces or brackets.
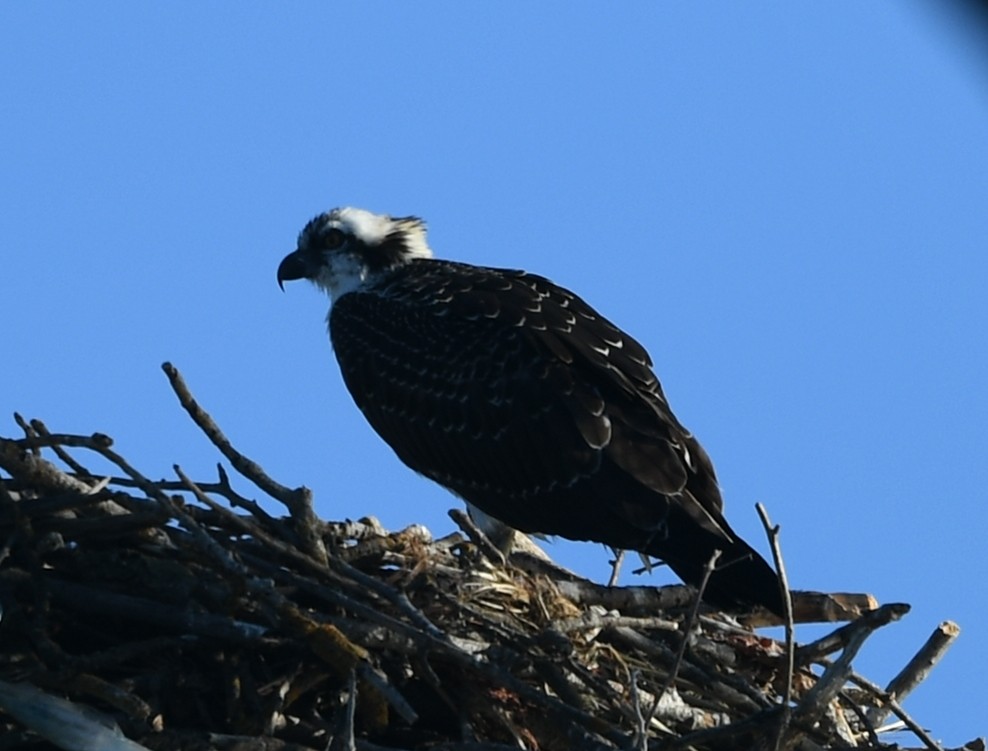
0,364,978,751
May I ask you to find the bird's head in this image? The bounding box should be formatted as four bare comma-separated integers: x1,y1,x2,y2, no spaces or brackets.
277,207,432,300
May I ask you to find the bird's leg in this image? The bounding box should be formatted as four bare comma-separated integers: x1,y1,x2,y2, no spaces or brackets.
608,549,625,586
465,503,518,554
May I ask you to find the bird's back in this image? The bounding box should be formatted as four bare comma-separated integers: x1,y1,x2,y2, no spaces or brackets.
328,259,782,613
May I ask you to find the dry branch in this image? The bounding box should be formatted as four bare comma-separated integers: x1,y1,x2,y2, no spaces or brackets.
0,363,977,750
162,361,326,565
866,621,961,728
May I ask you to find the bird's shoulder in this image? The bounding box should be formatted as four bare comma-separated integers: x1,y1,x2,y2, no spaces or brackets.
339,259,656,378
331,258,724,520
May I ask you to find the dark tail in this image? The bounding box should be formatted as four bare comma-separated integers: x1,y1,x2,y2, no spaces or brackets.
647,515,784,616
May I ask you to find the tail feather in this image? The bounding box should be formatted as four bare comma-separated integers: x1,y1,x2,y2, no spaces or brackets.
647,517,784,616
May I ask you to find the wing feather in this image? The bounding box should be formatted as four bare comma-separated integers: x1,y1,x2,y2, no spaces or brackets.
329,259,727,543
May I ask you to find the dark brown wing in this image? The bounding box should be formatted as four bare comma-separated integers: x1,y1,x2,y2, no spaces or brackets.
329,259,727,541
329,259,783,613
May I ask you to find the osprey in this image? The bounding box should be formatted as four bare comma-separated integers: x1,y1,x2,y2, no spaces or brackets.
278,207,784,615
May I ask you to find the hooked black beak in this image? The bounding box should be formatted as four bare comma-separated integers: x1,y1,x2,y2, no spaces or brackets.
277,250,308,291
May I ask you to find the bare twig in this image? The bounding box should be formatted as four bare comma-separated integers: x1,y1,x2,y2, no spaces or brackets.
0,567,265,646
555,612,678,635
867,621,960,727
554,579,695,613
848,670,950,751
628,668,648,751
332,668,358,751
162,361,326,563
608,548,625,587
793,603,910,729
12,413,37,445
755,502,795,750
28,419,93,478
0,680,152,751
0,435,105,495
448,508,507,567
795,602,909,668
658,550,720,699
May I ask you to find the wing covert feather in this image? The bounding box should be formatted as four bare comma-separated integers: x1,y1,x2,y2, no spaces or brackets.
329,259,725,539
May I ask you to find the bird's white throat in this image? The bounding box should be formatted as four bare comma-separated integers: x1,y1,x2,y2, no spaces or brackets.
312,253,377,302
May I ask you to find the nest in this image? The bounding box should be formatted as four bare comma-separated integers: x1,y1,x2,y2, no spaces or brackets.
0,363,978,751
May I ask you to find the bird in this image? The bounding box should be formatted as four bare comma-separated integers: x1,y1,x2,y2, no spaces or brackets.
277,206,784,615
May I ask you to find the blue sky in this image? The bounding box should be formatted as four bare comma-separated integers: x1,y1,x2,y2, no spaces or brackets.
2,3,986,745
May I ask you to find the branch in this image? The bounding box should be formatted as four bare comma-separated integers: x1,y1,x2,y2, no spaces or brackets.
161,361,326,563
656,549,720,704
792,603,910,728
755,502,795,750
867,620,960,727
848,671,948,751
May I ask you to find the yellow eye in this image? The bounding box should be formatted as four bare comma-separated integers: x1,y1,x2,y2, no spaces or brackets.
321,228,346,250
